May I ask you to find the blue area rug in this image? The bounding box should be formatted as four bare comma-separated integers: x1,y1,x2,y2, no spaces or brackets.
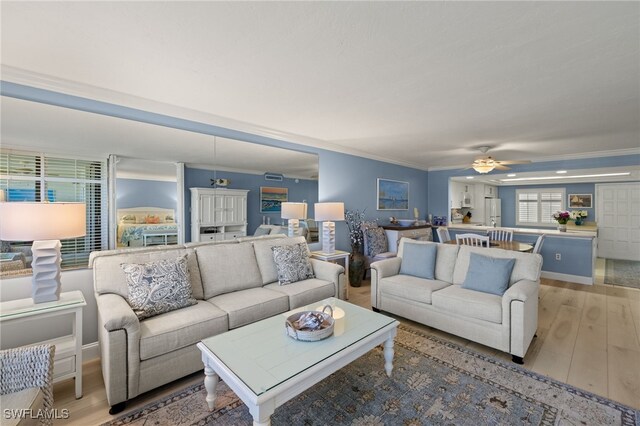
106,325,638,425
605,259,640,289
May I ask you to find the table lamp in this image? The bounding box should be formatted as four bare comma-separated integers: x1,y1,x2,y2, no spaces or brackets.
0,202,86,303
314,202,345,254
281,202,307,237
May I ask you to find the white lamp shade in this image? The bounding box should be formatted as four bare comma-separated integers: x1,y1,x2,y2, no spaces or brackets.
281,202,307,219
314,202,345,221
0,202,86,241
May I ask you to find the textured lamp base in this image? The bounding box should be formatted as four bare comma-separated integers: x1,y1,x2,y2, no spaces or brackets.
287,218,300,237
321,221,336,254
31,240,62,303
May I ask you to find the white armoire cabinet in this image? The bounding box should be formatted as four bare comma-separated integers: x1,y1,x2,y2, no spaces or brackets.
190,188,249,242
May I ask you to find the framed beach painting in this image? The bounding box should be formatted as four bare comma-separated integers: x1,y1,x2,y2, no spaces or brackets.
260,186,288,213
568,194,592,208
377,178,409,210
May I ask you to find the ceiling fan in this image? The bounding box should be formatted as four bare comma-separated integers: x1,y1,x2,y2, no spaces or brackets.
465,146,531,174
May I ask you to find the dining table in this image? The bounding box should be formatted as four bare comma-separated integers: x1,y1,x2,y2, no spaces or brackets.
444,239,534,253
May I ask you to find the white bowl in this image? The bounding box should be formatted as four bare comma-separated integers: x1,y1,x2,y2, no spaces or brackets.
397,219,415,227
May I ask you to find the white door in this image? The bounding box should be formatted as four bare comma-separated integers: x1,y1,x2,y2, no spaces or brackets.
596,183,640,260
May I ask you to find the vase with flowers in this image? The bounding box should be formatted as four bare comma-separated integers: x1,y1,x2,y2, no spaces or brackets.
571,210,588,226
345,208,366,287
552,210,571,232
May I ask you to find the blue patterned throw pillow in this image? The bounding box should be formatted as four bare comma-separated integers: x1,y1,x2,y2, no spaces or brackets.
271,243,315,285
121,255,197,320
365,227,388,257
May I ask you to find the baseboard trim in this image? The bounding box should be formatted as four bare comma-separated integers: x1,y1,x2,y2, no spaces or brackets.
541,271,593,285
83,342,100,362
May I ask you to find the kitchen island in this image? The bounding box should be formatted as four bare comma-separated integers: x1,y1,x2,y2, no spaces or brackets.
446,224,597,285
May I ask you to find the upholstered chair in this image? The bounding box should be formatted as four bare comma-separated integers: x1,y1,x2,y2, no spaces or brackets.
0,344,55,426
436,227,451,243
362,222,396,279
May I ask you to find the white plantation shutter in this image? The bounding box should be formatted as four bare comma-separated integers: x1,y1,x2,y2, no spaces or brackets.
516,188,565,226
1,150,106,269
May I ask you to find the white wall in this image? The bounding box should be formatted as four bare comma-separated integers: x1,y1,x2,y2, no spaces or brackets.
0,269,98,349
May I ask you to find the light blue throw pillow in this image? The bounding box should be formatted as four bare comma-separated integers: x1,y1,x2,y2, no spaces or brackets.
400,243,437,279
461,252,516,296
254,226,271,236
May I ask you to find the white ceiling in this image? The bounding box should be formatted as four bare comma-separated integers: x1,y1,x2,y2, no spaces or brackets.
1,2,639,169
0,97,319,179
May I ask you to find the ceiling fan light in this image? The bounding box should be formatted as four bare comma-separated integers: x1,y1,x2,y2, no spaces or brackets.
473,164,495,174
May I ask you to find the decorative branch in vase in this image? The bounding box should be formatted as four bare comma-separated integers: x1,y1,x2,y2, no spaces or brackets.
345,209,366,287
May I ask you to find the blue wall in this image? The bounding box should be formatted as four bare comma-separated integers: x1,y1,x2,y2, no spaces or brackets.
116,178,177,210
499,182,595,227
0,82,429,251
184,169,318,237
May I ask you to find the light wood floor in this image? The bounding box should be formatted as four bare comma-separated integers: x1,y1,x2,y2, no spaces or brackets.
52,263,640,424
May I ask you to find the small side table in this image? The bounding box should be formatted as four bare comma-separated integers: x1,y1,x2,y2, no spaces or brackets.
310,250,350,300
0,290,86,399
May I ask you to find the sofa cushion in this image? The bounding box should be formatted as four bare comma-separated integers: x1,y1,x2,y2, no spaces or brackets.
208,288,289,329
121,255,197,320
196,242,263,299
379,275,451,305
272,242,315,285
398,240,459,283
91,247,205,300
264,278,335,309
400,242,436,279
431,285,503,324
452,246,542,286
253,236,308,285
139,301,228,361
462,252,515,296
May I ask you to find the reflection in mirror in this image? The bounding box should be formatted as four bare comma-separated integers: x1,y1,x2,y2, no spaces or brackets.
114,157,180,249
185,136,319,243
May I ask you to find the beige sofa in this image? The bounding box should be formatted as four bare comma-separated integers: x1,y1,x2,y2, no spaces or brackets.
371,238,542,364
89,235,344,414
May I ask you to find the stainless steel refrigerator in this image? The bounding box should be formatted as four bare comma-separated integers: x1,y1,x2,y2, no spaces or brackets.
485,199,502,227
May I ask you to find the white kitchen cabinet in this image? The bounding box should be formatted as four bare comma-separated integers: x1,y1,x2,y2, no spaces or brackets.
485,185,498,198
461,184,474,208
191,188,249,242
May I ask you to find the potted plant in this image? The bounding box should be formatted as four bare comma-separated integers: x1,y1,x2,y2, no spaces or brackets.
345,209,366,287
552,210,571,232
570,210,588,226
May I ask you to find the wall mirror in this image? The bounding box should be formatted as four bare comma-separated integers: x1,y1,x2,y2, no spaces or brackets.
0,95,319,268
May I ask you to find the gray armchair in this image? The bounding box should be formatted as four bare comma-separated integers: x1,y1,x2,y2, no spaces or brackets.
362,222,396,279
0,344,56,426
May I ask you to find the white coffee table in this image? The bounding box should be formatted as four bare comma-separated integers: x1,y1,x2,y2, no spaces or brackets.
196,298,398,426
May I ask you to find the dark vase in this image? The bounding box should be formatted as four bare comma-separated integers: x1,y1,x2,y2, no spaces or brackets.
349,244,365,287
575,218,583,226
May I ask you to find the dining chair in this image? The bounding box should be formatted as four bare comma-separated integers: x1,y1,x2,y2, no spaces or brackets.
436,227,451,243
487,228,513,241
532,234,546,254
455,233,490,247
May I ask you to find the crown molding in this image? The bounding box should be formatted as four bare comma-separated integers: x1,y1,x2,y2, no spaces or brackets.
1,65,428,171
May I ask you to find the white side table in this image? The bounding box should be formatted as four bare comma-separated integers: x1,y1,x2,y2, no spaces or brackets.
0,290,86,399
310,250,350,300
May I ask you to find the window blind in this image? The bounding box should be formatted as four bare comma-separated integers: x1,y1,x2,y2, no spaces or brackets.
1,150,106,269
516,188,565,227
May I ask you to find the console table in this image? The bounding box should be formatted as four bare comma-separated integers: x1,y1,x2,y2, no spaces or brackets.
0,290,86,399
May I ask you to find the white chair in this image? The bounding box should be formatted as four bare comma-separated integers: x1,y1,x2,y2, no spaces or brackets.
436,227,451,243
487,228,513,241
533,234,546,254
456,233,490,247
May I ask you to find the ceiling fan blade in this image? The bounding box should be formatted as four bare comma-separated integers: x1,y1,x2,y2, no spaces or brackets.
494,164,511,171
496,160,531,165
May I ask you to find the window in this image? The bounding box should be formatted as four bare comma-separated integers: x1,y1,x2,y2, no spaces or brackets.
0,150,107,270
516,188,565,227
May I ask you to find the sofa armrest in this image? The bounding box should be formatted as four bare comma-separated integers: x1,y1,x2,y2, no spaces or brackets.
370,257,402,309
96,293,141,407
310,258,345,299
502,280,539,358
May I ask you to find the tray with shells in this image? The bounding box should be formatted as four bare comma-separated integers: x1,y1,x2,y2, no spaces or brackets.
285,305,335,342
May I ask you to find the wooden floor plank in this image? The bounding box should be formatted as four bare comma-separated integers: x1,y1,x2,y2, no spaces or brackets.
608,344,640,409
